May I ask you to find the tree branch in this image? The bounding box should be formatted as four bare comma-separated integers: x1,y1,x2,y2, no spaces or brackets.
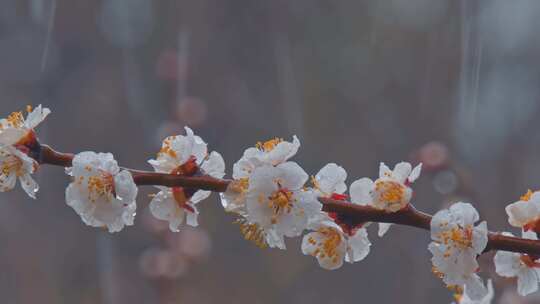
36,144,540,256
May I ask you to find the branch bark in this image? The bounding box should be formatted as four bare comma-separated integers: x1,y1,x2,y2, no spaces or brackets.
36,144,540,256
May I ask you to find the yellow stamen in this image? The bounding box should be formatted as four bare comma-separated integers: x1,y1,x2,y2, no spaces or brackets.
158,137,177,158
86,172,115,203
521,189,534,201
266,189,294,224
375,180,405,205
256,138,283,152
235,219,268,248
5,111,25,129
309,227,342,260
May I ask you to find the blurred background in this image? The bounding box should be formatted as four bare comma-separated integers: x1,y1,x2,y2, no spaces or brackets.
0,0,539,303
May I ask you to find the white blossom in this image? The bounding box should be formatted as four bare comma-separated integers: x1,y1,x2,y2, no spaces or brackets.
0,104,50,146
348,162,421,236
221,136,300,214
429,202,489,301
505,190,540,232
301,213,370,270
494,231,540,296
148,127,225,232
0,105,50,198
65,151,138,233
243,161,321,249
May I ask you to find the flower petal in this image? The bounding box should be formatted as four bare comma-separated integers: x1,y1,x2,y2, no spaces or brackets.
408,163,422,183
19,174,38,199
201,151,225,178
345,228,371,262
392,162,412,183
315,163,347,195
378,223,392,237
517,269,539,296
24,105,51,129
349,178,373,205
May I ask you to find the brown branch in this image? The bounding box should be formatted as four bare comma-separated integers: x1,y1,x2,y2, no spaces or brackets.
321,198,540,255
35,144,540,256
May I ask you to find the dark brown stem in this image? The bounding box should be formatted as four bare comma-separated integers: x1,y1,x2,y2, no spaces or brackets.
35,144,540,255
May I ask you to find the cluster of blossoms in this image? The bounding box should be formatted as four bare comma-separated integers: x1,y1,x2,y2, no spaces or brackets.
4,105,540,303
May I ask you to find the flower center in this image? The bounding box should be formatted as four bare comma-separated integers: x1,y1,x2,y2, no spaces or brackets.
4,111,25,129
256,138,283,152
307,227,342,263
158,136,178,158
230,178,249,194
267,188,294,223
86,170,115,203
0,154,24,178
438,225,473,252
374,180,405,205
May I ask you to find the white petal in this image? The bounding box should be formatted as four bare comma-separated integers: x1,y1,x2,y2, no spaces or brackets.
345,228,371,262
506,200,540,227
379,162,392,178
494,250,522,277
265,135,300,165
315,163,347,195
378,223,392,237
430,209,454,240
201,151,225,178
517,269,539,296
149,190,184,232
186,209,199,227
190,190,211,204
114,170,138,203
19,174,39,199
408,163,422,183
24,105,51,129
392,162,412,183
0,128,26,146
472,221,488,254
275,161,308,190
450,202,479,226
464,275,488,301
349,178,373,205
